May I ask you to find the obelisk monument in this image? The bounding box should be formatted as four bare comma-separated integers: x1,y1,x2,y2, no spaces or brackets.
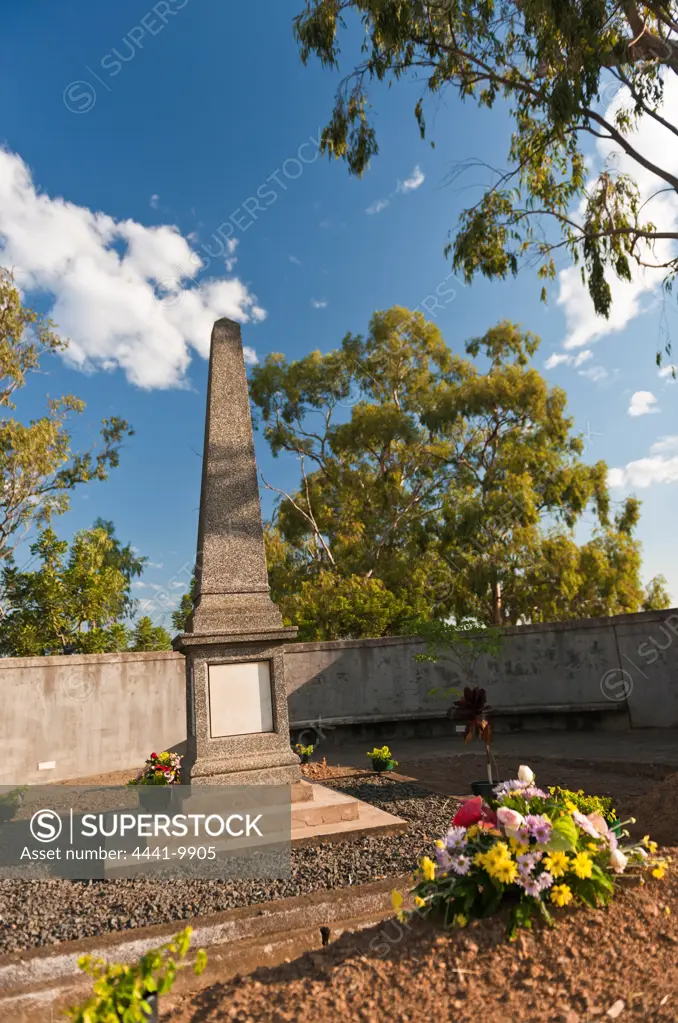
174,318,301,786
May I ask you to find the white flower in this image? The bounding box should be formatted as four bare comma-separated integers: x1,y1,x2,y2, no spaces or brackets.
497,807,525,832
517,765,535,785
610,849,628,874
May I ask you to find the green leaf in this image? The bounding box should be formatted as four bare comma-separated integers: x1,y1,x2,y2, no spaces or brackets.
546,815,578,852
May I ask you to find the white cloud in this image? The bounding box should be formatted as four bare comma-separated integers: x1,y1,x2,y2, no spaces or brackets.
658,363,677,381
555,74,678,352
288,255,301,265
224,237,238,273
397,165,425,194
628,390,660,416
608,435,678,489
366,165,425,215
545,349,593,370
366,198,390,215
150,194,159,209
0,148,265,389
578,364,608,382
132,581,148,589
311,298,328,309
147,561,164,569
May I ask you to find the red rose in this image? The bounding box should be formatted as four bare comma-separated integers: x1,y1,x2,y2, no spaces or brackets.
150,752,158,759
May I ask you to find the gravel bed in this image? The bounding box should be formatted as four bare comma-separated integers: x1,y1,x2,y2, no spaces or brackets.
0,778,457,954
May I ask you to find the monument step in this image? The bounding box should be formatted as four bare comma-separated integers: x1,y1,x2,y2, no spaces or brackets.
290,780,314,804
291,785,360,828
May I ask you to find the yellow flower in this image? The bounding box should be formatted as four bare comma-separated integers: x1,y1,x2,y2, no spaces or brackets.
571,852,593,880
544,851,569,878
492,859,518,884
587,843,599,851
391,890,404,912
434,839,444,849
565,800,578,812
652,865,667,880
453,913,468,928
421,856,436,882
414,896,426,908
643,835,658,854
509,838,530,856
467,825,479,839
550,884,573,907
664,906,671,916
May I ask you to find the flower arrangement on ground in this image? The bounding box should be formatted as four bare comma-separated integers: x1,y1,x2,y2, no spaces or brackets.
367,746,398,772
401,764,669,938
128,751,182,787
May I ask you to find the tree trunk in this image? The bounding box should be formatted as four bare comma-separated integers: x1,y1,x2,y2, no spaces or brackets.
491,580,502,626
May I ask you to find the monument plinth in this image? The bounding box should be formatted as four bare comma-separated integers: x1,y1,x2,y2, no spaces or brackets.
174,318,300,786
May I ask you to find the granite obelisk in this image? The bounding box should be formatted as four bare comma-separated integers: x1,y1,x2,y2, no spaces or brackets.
174,318,301,785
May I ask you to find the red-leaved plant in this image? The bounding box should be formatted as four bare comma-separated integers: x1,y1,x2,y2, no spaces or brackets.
451,686,494,783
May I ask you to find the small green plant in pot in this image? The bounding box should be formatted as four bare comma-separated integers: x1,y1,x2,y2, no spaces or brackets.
293,742,315,764
66,926,206,1023
367,745,398,773
0,786,28,824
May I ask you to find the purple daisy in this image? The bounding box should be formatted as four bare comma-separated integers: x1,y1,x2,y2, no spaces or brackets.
445,826,468,851
536,870,554,891
525,814,552,843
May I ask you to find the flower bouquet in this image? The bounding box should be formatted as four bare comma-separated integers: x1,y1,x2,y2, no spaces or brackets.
402,764,669,939
367,746,398,773
129,752,183,810
128,751,183,786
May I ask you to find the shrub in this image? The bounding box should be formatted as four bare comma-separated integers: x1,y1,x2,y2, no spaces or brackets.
66,926,206,1022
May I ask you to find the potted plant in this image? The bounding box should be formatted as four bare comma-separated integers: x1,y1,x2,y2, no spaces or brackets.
451,686,496,797
66,926,206,1022
367,745,398,773
0,786,27,824
293,742,315,764
128,752,182,810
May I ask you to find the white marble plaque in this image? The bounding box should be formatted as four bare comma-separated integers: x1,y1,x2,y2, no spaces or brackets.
208,661,273,737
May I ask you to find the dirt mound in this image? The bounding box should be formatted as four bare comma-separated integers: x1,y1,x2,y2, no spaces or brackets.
629,770,678,848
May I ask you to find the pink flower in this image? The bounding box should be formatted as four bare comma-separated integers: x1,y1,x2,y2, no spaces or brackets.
497,807,525,833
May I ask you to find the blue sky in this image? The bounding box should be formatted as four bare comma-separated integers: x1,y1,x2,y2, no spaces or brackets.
1,0,677,625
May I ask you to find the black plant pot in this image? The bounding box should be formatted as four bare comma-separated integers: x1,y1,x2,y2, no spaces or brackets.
470,780,495,799
0,792,24,824
141,992,158,1022
0,804,18,824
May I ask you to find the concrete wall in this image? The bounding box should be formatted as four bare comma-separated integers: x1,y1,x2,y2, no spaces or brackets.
2,608,678,783
1,652,186,784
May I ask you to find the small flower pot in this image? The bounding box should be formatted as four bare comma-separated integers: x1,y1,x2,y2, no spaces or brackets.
371,759,396,773
141,992,158,1023
470,780,495,799
298,753,312,764
0,791,24,824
